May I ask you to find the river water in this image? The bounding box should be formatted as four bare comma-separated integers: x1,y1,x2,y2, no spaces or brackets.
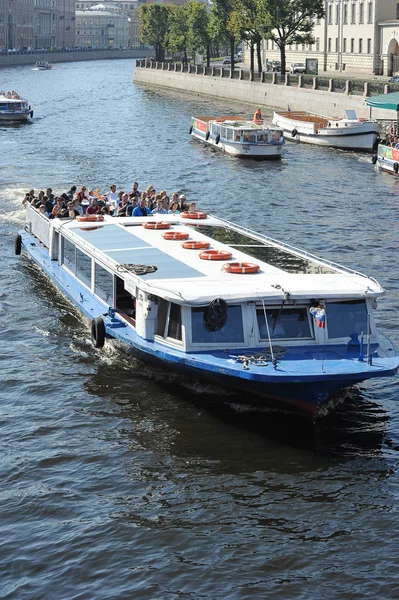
1,59,399,599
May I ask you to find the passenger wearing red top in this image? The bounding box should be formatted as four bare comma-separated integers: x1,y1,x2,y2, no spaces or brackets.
86,198,101,215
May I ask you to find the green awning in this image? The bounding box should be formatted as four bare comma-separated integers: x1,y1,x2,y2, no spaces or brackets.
365,92,399,111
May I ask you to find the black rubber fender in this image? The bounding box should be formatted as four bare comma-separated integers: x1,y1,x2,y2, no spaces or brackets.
30,110,33,118
291,129,298,138
205,131,210,140
91,317,106,348
371,155,377,164
215,133,220,144
394,162,399,174
189,125,193,134
15,234,22,255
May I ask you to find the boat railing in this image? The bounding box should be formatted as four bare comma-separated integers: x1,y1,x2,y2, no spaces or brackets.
25,203,51,248
212,215,383,289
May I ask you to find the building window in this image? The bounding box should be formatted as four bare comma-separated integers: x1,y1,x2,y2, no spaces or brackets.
368,2,373,23
367,38,371,54
343,3,348,24
351,3,356,24
328,4,332,24
351,38,354,53
359,38,363,53
343,38,347,53
335,38,338,53
397,3,399,19
328,38,332,52
336,4,339,25
316,37,320,51
359,3,364,23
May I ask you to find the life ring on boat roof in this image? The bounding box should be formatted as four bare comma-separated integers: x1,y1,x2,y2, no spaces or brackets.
162,231,189,240
199,249,232,261
76,215,104,223
180,211,207,219
181,240,210,250
291,129,298,137
205,131,210,140
91,317,106,349
142,221,171,230
215,133,220,144
394,163,399,174
222,262,260,274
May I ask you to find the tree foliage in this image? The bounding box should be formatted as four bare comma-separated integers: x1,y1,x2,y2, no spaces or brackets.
139,4,172,62
259,0,325,75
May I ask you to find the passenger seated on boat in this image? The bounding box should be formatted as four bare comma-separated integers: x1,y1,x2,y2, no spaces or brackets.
188,202,197,213
72,197,83,216
55,196,67,210
132,198,151,216
38,204,49,217
129,182,140,199
152,199,168,214
126,198,138,216
66,185,76,201
179,195,188,211
86,198,102,215
49,205,62,219
253,108,262,123
117,194,130,216
76,186,88,204
100,206,110,216
67,202,79,218
168,201,180,215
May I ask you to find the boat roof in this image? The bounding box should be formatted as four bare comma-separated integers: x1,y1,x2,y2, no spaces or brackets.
0,94,27,103
55,214,384,304
194,116,280,130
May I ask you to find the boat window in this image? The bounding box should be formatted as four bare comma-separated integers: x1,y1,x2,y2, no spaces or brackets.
191,226,335,274
62,237,76,271
76,247,91,287
257,134,265,143
192,305,244,344
94,262,114,303
167,303,182,340
243,131,255,142
235,132,241,141
226,128,234,141
115,276,136,322
221,127,227,138
256,307,313,340
326,300,368,339
156,298,168,336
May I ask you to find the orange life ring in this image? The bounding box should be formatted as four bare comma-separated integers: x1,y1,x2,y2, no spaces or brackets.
181,241,210,250
162,231,189,240
79,226,103,232
142,221,171,230
199,250,232,261
76,215,104,222
180,211,207,220
222,262,260,274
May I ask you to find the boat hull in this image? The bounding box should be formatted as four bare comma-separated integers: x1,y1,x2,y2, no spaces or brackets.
0,112,31,123
191,130,283,159
273,113,380,151
18,229,399,422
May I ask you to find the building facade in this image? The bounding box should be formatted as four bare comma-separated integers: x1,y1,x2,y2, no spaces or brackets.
0,0,35,50
75,1,140,46
34,0,57,48
260,0,399,76
56,0,76,48
75,4,129,48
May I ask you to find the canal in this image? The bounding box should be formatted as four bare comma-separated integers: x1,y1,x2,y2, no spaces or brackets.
1,58,399,599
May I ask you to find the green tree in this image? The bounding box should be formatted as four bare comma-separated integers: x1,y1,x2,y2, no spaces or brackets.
185,2,211,66
139,4,171,62
231,0,269,73
164,4,189,62
210,0,237,69
259,0,325,75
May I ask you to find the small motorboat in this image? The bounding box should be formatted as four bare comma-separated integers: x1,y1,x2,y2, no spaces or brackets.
33,61,52,70
373,143,399,175
190,116,285,159
272,109,380,152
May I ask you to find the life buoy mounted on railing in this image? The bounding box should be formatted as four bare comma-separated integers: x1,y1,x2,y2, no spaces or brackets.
222,262,260,274
76,215,104,223
142,221,171,230
180,211,207,219
199,250,232,261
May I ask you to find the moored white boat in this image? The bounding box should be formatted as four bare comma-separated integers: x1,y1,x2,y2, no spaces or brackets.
272,110,380,152
190,116,285,159
16,203,399,421
0,92,33,123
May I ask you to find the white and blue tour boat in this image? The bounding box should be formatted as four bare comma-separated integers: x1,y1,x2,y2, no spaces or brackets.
16,203,398,421
33,61,52,70
0,92,33,123
272,110,380,152
190,116,285,159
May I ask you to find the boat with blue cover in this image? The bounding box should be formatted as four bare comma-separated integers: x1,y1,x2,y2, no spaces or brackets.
16,203,399,421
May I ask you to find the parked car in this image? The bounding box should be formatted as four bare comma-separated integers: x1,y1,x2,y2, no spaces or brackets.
222,55,240,65
265,60,281,72
389,75,399,83
290,62,306,74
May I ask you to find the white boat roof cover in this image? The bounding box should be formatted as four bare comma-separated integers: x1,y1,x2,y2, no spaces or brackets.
58,214,384,304
194,116,281,131
0,94,27,103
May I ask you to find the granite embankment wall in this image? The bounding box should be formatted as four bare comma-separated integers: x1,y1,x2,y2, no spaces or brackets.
134,62,395,120
0,49,151,68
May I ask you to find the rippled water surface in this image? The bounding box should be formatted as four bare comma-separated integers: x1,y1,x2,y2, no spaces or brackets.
1,60,399,599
